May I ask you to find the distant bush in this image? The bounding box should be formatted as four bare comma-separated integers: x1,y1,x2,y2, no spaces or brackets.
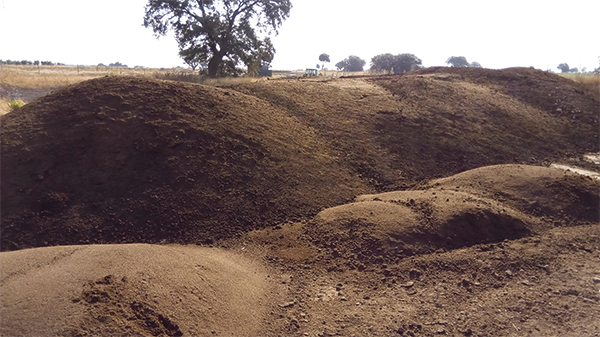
109,62,128,68
8,99,25,112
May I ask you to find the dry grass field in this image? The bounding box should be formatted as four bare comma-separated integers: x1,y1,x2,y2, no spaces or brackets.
560,72,600,94
0,64,110,88
0,64,339,114
0,64,269,115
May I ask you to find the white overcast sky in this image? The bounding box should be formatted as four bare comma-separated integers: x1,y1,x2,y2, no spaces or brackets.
0,0,598,71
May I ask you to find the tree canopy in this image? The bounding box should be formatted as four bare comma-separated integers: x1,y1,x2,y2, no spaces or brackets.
446,56,470,67
370,53,395,72
557,63,570,73
319,53,330,63
446,56,482,68
319,53,330,69
370,53,422,74
335,55,366,72
144,0,292,77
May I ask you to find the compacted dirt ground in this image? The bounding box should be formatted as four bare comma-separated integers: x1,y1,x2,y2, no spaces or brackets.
1,67,599,336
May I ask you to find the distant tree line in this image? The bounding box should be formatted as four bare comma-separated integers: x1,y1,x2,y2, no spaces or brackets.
329,53,482,74
97,62,129,68
0,60,139,68
0,60,65,65
330,53,424,73
556,63,598,74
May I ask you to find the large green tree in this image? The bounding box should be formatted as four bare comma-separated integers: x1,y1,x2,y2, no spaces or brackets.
370,53,422,73
446,56,470,67
370,53,396,73
144,0,292,77
335,55,366,72
557,63,570,73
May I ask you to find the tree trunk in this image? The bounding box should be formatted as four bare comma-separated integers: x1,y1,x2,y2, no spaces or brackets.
207,53,225,77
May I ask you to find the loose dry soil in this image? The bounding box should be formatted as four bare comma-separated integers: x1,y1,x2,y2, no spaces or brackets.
1,67,599,336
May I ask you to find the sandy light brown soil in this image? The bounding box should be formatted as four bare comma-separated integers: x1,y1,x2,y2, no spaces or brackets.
0,244,286,336
1,67,599,336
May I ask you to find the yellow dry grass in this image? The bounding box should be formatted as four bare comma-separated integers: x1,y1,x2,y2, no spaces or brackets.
152,70,260,86
0,64,264,90
273,69,376,78
560,73,600,94
0,97,12,115
1,65,106,88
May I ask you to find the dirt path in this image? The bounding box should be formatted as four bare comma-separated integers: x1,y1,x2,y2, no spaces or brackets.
0,82,55,102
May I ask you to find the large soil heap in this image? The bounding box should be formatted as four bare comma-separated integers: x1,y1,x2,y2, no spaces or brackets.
1,76,369,250
1,67,598,250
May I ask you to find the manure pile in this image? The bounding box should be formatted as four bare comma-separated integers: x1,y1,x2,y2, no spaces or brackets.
1,67,598,250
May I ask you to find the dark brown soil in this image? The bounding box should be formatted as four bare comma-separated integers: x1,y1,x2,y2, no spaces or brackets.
1,68,598,250
1,76,369,250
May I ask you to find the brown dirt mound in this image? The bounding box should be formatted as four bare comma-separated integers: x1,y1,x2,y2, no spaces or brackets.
233,67,598,183
305,165,598,265
310,190,536,265
422,164,600,226
2,67,598,250
227,165,600,336
238,222,600,337
0,244,283,336
1,76,369,250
